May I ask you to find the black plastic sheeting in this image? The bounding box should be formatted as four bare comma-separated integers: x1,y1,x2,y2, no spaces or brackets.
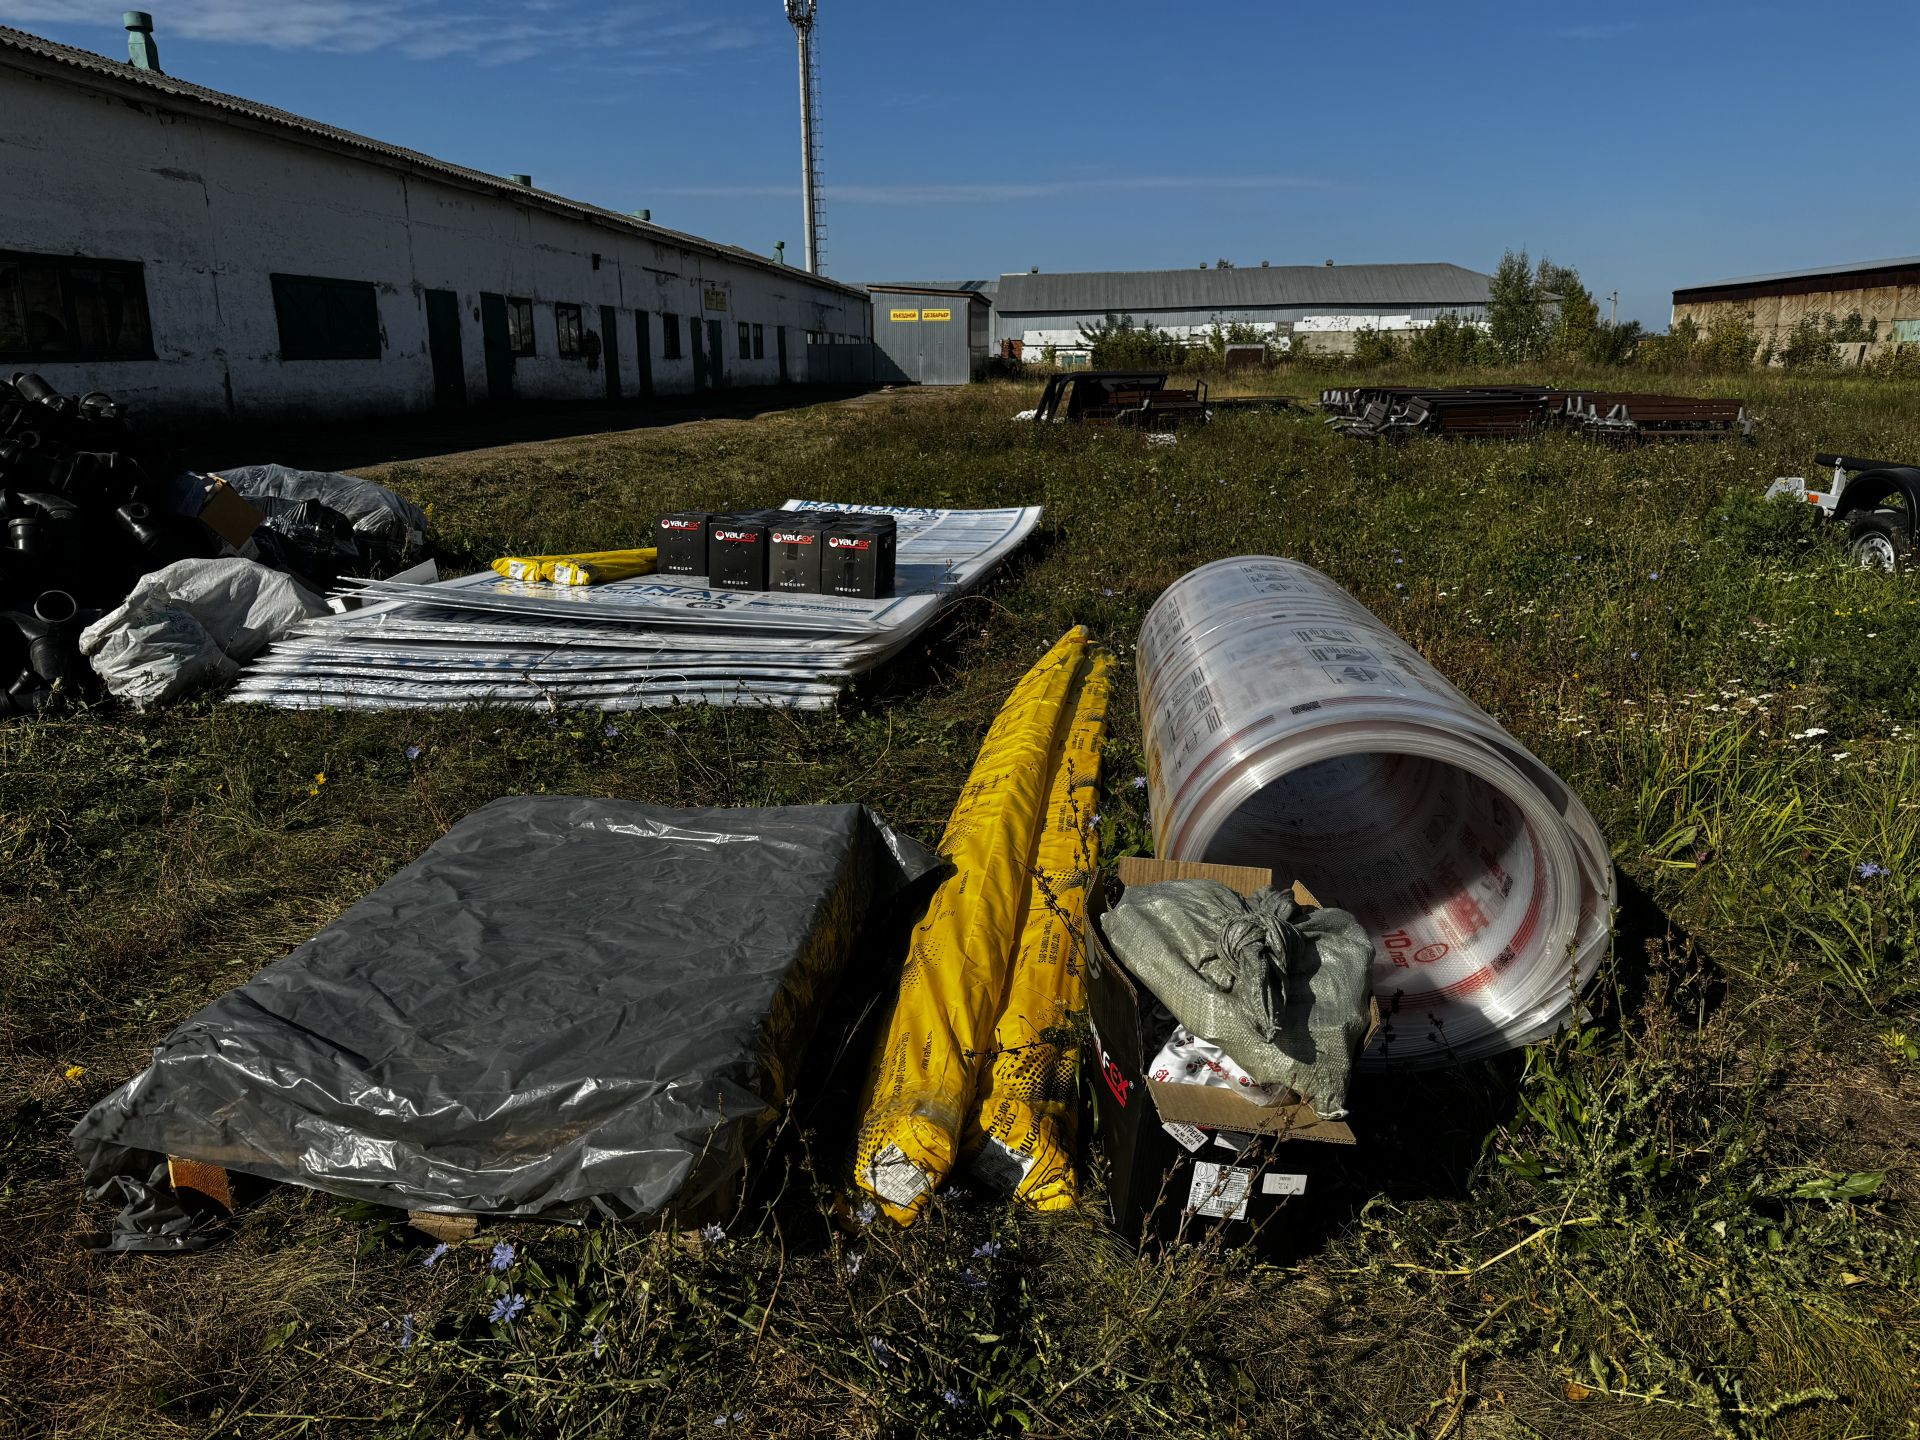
72,798,936,1251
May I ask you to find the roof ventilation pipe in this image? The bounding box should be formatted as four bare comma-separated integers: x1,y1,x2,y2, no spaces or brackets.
124,11,161,72
511,174,533,187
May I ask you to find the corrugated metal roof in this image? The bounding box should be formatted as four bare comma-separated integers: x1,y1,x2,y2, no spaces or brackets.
0,23,867,301
994,263,1490,314
864,281,996,304
1681,256,1920,291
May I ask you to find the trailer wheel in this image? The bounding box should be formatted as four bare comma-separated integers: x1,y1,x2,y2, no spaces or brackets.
1847,509,1913,572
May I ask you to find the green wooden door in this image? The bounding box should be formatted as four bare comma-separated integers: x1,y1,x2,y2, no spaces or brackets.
478,292,513,403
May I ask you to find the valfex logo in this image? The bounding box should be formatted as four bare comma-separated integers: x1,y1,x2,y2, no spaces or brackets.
1099,1045,1130,1106
827,535,871,551
713,529,757,544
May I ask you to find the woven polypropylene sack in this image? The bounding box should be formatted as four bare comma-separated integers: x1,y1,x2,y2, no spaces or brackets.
1101,880,1373,1118
852,627,1089,1222
963,646,1113,1207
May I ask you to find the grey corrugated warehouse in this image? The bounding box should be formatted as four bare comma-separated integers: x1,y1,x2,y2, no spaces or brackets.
993,263,1492,359
867,283,993,384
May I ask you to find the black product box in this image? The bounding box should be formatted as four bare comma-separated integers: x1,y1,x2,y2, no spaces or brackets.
655,511,711,576
706,515,770,591
823,514,897,599
768,514,827,593
1085,857,1360,1247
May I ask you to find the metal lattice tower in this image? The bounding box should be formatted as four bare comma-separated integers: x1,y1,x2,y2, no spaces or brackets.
783,0,826,274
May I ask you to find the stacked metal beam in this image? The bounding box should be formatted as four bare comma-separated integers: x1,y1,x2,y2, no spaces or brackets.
1320,385,1751,442
231,501,1042,711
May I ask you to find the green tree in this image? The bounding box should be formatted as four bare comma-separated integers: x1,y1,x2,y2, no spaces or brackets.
1077,312,1181,369
1410,311,1487,367
1350,325,1404,366
1584,318,1643,366
1486,249,1549,362
1542,261,1600,360
1702,310,1760,370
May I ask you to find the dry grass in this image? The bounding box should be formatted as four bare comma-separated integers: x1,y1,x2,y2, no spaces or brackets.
2,371,1917,1438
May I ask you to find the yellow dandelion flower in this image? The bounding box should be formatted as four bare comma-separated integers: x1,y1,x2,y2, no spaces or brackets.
65,1064,86,1082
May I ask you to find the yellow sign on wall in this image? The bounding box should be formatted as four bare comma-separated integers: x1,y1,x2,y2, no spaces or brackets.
921,307,953,322
703,288,728,312
889,308,920,322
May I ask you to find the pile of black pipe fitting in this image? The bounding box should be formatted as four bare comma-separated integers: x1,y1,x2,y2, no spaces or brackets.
0,372,224,716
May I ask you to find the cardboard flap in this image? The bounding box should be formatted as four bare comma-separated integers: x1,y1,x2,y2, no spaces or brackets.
1115,855,1317,907
1146,1080,1355,1144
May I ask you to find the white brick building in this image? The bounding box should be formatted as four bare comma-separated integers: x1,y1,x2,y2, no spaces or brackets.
0,19,873,422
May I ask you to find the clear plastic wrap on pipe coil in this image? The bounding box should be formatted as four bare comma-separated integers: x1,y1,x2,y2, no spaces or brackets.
1138,557,1614,1068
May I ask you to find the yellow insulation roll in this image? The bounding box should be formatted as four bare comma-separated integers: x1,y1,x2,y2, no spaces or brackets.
963,645,1113,1209
853,626,1090,1224
546,548,657,586
489,549,658,585
491,554,561,582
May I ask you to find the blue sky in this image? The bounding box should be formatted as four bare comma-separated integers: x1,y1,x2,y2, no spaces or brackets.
5,0,1916,326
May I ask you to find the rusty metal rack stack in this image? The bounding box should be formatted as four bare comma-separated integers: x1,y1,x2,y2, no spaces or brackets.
1028,371,1296,430
1320,385,1751,443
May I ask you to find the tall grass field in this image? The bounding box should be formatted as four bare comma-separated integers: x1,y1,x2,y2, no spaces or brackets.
3,370,1916,1438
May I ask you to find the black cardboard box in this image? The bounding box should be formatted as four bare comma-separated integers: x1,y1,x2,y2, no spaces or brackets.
823,516,896,599
707,515,770,591
768,514,826,593
1085,856,1360,1246
655,512,711,576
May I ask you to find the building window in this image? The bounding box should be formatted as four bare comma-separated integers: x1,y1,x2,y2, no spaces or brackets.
752,323,765,360
506,297,535,356
555,303,583,357
271,273,380,361
662,312,682,359
737,321,751,360
0,251,154,363
690,315,701,355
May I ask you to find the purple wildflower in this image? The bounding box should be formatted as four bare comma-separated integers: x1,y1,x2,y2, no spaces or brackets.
489,1240,515,1272
592,1327,606,1359
1858,862,1890,879
1649,570,1660,580
942,1388,968,1410
422,1242,449,1268
1131,775,1148,790
399,1313,415,1350
604,723,621,738
960,1267,986,1291
854,1198,879,1226
405,744,423,761
971,1240,1003,1259
868,1335,893,1369
701,1222,726,1242
489,1293,526,1324
1102,587,1115,597
1630,651,1640,661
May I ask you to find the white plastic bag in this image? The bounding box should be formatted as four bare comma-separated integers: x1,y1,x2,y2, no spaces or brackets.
80,558,326,707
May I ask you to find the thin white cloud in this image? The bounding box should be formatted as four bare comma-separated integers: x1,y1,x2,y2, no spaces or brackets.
668,175,1337,205
0,1,758,65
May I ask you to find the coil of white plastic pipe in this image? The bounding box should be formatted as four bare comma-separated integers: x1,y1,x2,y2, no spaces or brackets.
1137,556,1614,1068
